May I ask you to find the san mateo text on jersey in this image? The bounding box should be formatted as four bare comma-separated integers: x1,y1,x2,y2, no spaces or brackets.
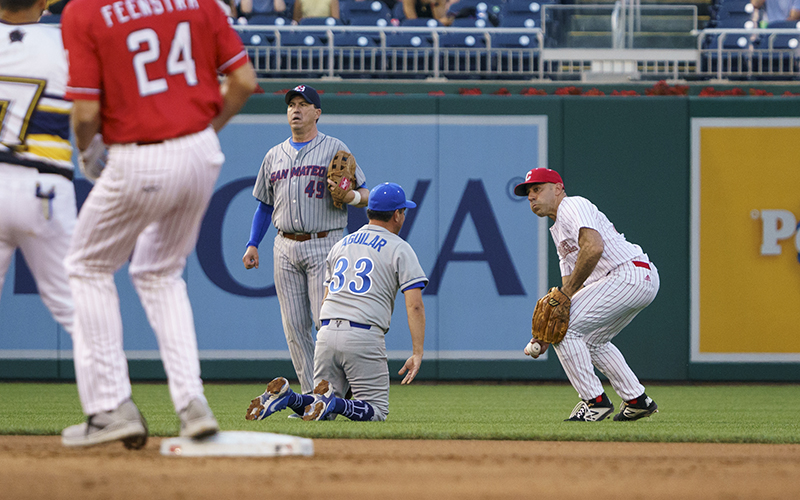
342,231,388,252
100,0,199,27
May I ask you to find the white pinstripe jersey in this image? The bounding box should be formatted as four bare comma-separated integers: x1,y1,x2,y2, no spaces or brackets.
320,224,428,332
550,196,644,285
0,22,73,173
252,132,366,233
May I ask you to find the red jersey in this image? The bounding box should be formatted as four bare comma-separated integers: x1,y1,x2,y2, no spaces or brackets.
61,0,248,144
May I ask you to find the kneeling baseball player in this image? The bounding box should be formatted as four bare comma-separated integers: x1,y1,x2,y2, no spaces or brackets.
517,168,660,422
246,182,426,422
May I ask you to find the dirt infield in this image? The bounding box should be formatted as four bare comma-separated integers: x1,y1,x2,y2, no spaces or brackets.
1,436,798,499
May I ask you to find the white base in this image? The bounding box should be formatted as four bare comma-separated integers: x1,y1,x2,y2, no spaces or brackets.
160,431,314,457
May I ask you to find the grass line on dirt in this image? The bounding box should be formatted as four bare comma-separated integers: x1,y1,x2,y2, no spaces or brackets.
1,382,799,443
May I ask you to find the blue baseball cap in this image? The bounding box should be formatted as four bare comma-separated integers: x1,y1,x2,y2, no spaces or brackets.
285,84,321,109
368,183,417,212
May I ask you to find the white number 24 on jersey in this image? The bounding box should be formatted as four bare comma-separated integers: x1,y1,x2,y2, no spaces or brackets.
329,257,374,295
127,22,197,97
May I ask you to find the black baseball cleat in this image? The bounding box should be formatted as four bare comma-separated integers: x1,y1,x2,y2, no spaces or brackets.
565,393,614,421
613,393,658,421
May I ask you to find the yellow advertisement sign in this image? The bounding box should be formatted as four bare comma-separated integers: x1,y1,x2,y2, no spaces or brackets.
691,118,800,362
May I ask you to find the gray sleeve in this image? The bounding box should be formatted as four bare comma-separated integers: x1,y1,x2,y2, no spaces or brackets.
395,241,428,290
252,147,275,205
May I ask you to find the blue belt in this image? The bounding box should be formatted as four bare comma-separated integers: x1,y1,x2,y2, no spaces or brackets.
321,319,371,330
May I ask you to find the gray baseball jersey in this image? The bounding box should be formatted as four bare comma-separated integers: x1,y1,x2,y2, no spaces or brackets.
314,223,427,420
320,224,428,331
548,195,659,402
252,132,367,394
252,133,366,233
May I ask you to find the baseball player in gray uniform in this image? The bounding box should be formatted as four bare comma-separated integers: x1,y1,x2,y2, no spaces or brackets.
245,182,426,422
0,0,74,336
515,168,660,422
243,84,369,398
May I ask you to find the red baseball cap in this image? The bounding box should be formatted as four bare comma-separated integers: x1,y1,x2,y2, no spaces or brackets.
513,168,564,196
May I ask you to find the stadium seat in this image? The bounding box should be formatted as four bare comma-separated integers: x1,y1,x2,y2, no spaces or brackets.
239,30,276,71
754,32,800,75
341,0,392,26
492,32,539,75
247,14,291,25
702,32,756,75
381,32,434,77
299,16,342,25
714,12,756,29
438,32,491,77
451,17,492,28
274,31,328,76
499,0,549,28
400,17,439,27
332,32,380,73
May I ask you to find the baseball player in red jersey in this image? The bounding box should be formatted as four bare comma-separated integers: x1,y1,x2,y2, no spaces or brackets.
60,0,257,448
516,168,660,422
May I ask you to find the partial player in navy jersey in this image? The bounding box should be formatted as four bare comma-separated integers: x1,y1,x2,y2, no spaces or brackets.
246,182,425,422
243,84,369,398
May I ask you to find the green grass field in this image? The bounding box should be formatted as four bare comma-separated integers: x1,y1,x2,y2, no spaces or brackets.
2,382,799,443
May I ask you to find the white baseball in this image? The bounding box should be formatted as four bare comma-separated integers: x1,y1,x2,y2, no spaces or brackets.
524,341,541,357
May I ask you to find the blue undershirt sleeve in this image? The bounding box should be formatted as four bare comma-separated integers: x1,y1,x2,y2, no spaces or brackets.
246,201,274,248
401,282,426,293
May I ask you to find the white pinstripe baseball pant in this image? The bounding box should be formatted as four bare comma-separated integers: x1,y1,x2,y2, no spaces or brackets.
273,228,343,394
65,127,223,416
553,259,660,402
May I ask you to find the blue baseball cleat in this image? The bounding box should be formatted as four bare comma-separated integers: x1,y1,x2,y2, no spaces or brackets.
302,380,336,421
246,377,292,420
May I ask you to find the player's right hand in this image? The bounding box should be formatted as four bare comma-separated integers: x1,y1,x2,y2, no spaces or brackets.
243,246,259,269
399,353,422,385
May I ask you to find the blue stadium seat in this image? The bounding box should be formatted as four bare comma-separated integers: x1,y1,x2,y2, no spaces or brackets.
382,32,434,77
341,0,392,26
247,14,291,25
754,32,800,75
451,17,492,28
702,32,756,75
400,17,439,27
714,12,756,28
332,32,379,73
493,33,539,75
439,32,491,76
499,0,550,28
299,16,342,25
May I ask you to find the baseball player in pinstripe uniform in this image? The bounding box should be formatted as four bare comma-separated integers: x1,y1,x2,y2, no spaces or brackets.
0,0,74,335
245,182,426,422
242,84,369,399
515,168,660,422
59,0,257,448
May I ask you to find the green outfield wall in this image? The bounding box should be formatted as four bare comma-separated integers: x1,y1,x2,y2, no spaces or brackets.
2,91,799,382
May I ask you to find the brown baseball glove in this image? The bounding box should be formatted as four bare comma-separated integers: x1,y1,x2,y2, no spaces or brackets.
531,287,571,344
327,150,357,208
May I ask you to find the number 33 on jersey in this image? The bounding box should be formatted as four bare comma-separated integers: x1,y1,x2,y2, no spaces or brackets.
61,0,247,145
320,225,428,333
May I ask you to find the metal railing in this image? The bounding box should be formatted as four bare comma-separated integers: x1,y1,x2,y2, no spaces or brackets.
237,25,545,80
235,24,800,81
698,28,800,80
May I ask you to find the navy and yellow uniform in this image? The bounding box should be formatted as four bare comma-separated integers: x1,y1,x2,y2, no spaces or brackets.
0,19,75,334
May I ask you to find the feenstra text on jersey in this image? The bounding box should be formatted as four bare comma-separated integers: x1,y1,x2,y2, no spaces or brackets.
100,0,200,27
